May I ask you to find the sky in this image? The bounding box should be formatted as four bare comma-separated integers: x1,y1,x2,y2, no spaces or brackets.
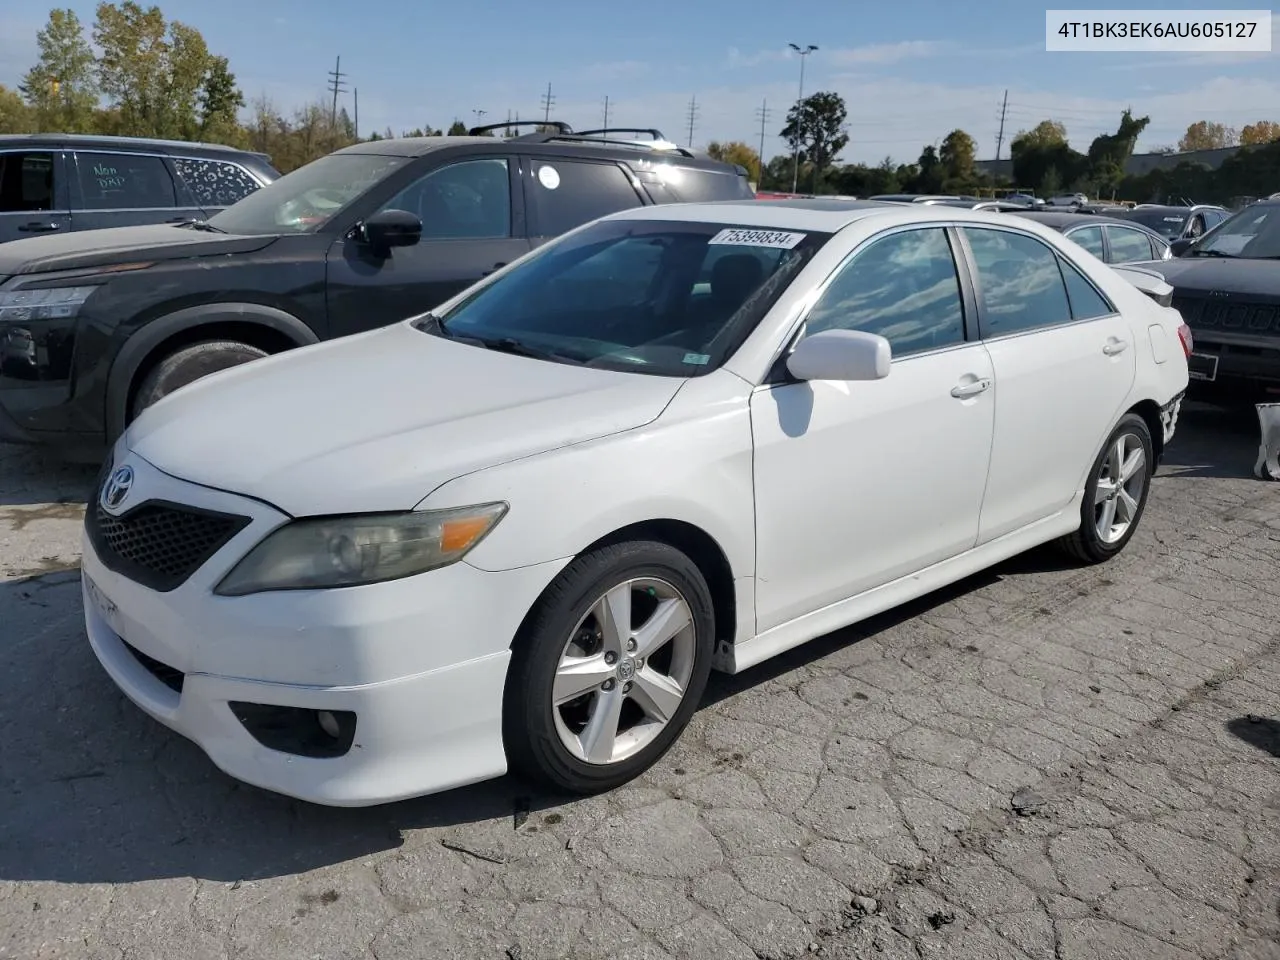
1,0,1278,165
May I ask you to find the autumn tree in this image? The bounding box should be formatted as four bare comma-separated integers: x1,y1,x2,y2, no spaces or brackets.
19,9,99,132
1012,120,1068,151
1178,120,1237,151
781,91,849,191
705,140,761,181
1240,121,1280,145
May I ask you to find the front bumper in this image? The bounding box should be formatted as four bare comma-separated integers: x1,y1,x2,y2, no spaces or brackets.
79,450,567,806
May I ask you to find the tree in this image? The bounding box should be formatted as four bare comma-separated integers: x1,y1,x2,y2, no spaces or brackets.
939,129,977,183
1178,120,1237,151
706,140,761,181
1087,110,1149,196
19,9,99,133
781,91,849,190
0,84,35,133
1012,120,1068,151
1011,121,1084,195
1041,165,1062,197
913,145,943,193
199,55,244,141
447,120,468,135
1240,121,1280,146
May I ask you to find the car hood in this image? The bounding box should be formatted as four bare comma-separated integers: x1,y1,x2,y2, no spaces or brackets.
0,223,276,276
126,323,685,516
1144,257,1280,298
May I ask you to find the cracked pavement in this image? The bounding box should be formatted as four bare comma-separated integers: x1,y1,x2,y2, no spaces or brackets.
1,400,1278,960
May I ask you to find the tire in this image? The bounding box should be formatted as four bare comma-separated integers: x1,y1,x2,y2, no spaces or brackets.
1057,412,1155,564
131,340,269,420
503,540,716,795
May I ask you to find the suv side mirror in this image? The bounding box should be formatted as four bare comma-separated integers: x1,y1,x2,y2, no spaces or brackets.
1169,237,1193,257
787,329,892,382
360,209,421,252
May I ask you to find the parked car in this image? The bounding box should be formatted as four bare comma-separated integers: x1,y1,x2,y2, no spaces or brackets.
0,134,277,244
1144,199,1280,401
0,124,754,462
1008,211,1173,264
80,200,1189,806
1120,204,1230,246
1046,193,1090,208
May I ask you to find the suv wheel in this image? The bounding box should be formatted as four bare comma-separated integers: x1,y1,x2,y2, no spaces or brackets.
131,340,268,420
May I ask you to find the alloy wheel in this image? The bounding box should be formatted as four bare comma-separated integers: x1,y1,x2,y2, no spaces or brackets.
1093,431,1148,544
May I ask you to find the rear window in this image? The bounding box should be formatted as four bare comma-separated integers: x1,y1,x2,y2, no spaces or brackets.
429,219,830,376
1124,209,1187,239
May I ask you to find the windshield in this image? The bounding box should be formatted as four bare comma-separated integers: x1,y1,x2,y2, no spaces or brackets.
207,153,408,235
425,219,830,376
1190,206,1280,258
1124,209,1188,239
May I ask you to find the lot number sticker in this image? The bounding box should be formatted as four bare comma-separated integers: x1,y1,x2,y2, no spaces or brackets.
538,165,560,190
709,228,806,249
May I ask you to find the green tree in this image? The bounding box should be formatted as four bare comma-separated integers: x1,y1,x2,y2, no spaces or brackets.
781,91,849,190
1178,120,1236,151
1040,165,1062,196
0,84,35,133
706,140,761,181
914,145,943,192
447,120,468,135
18,9,99,133
1013,120,1068,151
199,55,244,142
939,129,977,184
1087,110,1149,196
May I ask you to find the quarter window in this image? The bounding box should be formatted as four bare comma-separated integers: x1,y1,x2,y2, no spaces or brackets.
0,151,56,212
74,153,176,209
1104,226,1155,263
527,159,643,237
381,158,511,239
963,227,1072,336
173,157,261,207
805,227,966,357
1066,224,1104,258
1058,256,1114,320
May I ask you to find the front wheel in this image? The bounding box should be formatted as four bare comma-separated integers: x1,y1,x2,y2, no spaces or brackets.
1057,412,1155,564
503,541,715,795
131,340,269,421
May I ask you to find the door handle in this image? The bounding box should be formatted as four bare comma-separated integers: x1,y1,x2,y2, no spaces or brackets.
481,262,507,276
1103,338,1129,356
950,377,992,399
17,221,59,233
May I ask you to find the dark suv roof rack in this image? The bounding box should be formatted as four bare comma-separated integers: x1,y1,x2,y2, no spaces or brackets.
576,127,667,140
511,131,696,159
467,120,573,136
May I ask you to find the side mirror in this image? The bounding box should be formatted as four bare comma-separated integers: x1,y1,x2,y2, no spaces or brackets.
786,329,892,382
360,209,421,252
1169,238,1193,257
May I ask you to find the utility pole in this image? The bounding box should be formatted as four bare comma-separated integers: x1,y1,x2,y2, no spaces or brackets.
353,88,359,140
995,88,1009,161
540,82,555,125
327,56,347,128
504,108,513,137
686,95,698,148
788,43,818,193
602,95,610,130
755,99,771,184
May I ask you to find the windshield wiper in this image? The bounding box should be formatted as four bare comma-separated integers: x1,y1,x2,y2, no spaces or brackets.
1188,248,1237,258
467,335,585,365
184,219,227,234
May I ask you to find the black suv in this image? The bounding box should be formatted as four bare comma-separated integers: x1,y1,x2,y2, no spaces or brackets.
0,134,277,243
0,124,754,461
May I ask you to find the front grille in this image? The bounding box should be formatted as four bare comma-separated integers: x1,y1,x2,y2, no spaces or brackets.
87,497,251,592
1172,294,1280,336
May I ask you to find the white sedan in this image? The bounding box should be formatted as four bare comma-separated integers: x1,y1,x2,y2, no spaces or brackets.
80,200,1191,806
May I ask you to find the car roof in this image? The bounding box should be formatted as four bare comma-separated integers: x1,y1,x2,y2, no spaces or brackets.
1009,210,1134,227
0,133,266,159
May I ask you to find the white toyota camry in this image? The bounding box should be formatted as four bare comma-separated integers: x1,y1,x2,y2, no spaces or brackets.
81,200,1191,806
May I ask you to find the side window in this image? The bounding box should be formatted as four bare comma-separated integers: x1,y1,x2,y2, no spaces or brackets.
527,159,643,237
173,157,260,207
381,158,510,240
666,168,754,202
805,227,966,357
1058,255,1115,320
74,153,176,209
962,227,1072,336
0,151,56,212
1152,237,1171,258
1066,224,1104,258
1105,226,1155,263
1187,214,1206,238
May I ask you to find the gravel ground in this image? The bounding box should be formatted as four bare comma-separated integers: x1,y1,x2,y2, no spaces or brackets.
1,401,1277,960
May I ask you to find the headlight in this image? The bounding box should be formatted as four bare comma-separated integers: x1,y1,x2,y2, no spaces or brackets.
214,503,508,596
0,286,97,323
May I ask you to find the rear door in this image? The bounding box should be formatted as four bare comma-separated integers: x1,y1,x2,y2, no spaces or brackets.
521,156,646,248
69,150,203,230
0,148,70,242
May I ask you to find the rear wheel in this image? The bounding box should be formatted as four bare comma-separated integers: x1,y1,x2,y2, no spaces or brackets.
1058,413,1154,564
503,541,715,794
131,340,268,420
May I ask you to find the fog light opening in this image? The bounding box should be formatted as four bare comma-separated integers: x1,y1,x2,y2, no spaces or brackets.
317,710,341,738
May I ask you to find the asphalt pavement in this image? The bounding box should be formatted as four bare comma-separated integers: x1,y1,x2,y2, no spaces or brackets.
1,400,1277,960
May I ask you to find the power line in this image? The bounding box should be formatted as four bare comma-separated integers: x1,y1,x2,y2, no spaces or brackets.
755,99,771,174
686,94,699,148
995,89,1009,161
326,55,347,128
540,82,555,125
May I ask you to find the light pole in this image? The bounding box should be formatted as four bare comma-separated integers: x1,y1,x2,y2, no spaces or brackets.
788,43,817,193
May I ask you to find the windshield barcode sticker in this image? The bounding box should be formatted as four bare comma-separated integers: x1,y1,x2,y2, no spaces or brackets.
709,228,806,249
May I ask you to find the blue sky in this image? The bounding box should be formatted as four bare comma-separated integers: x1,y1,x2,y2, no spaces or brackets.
1,0,1277,164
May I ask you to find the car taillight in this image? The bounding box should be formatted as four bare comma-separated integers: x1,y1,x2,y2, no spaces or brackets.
1176,322,1193,357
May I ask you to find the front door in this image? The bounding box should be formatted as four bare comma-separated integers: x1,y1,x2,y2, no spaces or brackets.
69,150,202,231
325,156,531,337
0,149,70,243
958,226,1137,544
751,226,996,633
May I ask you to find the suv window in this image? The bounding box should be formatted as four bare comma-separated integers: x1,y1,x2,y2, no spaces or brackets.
527,159,642,236
1104,226,1154,263
381,158,511,239
75,152,176,209
1066,224,1104,258
173,157,260,207
805,227,966,357
666,168,754,202
963,227,1072,336
0,151,55,212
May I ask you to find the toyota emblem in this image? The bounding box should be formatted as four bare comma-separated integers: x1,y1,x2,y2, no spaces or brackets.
101,465,135,512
